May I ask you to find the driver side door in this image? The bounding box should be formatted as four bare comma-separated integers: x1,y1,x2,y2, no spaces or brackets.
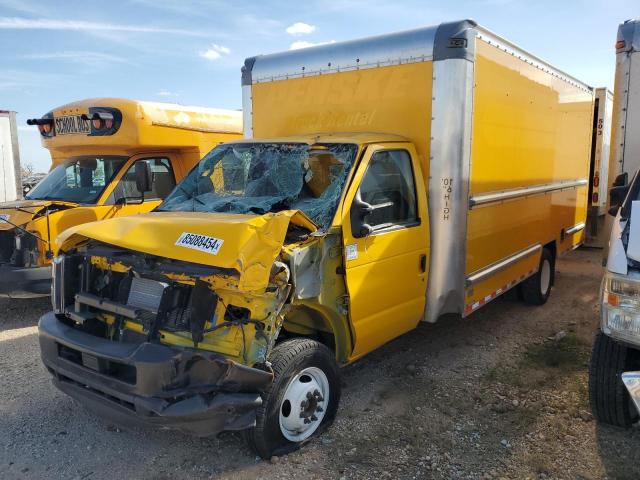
341,143,429,360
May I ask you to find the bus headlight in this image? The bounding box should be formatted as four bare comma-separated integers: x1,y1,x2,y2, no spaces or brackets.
602,272,640,345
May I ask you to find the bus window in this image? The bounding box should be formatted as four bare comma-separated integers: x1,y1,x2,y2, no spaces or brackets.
109,158,176,203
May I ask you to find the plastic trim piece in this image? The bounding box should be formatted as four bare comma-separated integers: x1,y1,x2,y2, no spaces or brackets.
433,19,477,62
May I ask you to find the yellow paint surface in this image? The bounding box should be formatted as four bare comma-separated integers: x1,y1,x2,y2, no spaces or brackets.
465,40,592,305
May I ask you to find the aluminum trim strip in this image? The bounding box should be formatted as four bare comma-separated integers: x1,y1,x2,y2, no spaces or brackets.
475,27,592,92
241,84,253,138
565,222,586,235
469,179,588,208
424,55,475,323
466,243,541,286
249,24,438,83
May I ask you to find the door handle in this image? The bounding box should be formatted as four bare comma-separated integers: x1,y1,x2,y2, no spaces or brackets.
419,254,427,273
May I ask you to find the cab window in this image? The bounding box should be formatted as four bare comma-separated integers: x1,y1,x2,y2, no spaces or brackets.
358,150,418,230
109,158,175,203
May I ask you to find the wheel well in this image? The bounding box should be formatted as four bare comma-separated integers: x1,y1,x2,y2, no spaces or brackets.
280,306,336,353
543,240,556,285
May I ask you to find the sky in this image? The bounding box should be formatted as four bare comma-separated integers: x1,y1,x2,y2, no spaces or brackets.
0,0,637,172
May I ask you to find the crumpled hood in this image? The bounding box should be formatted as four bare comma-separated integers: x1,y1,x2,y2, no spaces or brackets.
0,199,77,231
58,210,317,291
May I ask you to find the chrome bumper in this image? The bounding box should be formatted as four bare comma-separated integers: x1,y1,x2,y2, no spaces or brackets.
621,371,640,414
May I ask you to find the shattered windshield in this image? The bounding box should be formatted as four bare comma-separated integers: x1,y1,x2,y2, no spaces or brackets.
26,156,127,204
158,142,358,229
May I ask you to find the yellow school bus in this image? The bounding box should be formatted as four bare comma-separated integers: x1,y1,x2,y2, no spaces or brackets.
39,22,593,457
0,98,241,296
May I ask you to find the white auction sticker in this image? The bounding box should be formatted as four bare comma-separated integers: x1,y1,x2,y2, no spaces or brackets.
175,232,224,255
345,243,358,261
0,214,9,223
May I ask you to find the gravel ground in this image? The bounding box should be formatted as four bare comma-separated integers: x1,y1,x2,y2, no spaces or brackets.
1,248,640,479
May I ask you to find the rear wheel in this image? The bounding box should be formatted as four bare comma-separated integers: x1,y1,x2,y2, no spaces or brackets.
589,331,639,427
244,338,341,459
520,248,554,305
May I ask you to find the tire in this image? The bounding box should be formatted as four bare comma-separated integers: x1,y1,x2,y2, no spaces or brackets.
520,248,554,305
244,338,341,459
589,331,639,427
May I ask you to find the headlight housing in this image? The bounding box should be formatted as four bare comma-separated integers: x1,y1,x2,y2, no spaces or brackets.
601,271,640,345
51,254,65,314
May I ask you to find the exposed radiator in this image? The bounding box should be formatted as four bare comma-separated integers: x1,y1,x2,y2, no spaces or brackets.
127,277,168,313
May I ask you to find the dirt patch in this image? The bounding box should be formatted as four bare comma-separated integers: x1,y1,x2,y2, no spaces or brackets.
1,249,640,479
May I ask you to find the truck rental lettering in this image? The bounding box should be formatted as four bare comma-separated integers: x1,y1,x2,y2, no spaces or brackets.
175,232,224,255
54,116,90,135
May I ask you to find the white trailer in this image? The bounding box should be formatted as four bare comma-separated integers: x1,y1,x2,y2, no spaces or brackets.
0,111,22,202
610,20,640,181
584,88,614,248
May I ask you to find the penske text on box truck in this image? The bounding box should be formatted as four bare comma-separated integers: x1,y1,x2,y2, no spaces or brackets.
38,20,593,457
0,98,242,297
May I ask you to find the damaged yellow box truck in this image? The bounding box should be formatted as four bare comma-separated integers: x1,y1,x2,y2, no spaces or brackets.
38,20,594,458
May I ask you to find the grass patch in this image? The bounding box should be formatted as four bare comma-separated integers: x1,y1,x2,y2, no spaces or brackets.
483,333,590,390
523,333,589,370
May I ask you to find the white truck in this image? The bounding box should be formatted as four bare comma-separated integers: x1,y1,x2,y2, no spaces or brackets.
589,19,640,427
584,88,614,248
0,110,22,202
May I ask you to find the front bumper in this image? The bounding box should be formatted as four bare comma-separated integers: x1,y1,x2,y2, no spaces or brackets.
621,372,640,415
0,264,51,297
38,312,272,436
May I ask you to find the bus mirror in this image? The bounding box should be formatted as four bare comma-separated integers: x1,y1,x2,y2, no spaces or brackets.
135,161,152,193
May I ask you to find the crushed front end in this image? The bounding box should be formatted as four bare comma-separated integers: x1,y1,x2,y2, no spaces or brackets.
39,231,298,435
0,201,59,297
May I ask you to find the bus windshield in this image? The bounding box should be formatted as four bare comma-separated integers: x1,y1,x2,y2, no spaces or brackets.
158,143,358,229
26,156,127,204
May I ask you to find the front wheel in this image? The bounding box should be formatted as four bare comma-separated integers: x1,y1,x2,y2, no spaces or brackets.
244,338,341,459
520,248,554,305
589,331,639,427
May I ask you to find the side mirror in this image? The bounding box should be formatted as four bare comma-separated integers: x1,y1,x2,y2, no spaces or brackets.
350,194,374,238
613,172,629,187
135,161,153,194
609,183,630,216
